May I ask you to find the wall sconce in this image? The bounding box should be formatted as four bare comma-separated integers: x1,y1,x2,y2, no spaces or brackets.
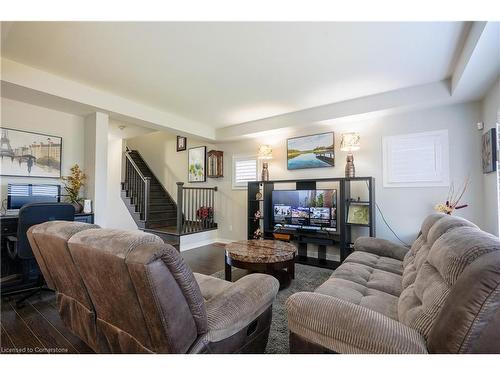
340,132,361,178
257,144,273,181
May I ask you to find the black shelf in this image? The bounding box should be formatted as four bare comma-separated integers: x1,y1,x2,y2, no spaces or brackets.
247,177,376,269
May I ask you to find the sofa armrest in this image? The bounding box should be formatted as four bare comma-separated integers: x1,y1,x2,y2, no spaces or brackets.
286,292,427,354
354,237,409,261
205,273,279,342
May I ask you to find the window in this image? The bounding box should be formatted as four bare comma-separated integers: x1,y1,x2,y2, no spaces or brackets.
383,130,449,187
232,155,258,189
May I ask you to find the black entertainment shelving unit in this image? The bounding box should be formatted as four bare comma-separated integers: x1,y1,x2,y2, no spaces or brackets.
247,177,375,270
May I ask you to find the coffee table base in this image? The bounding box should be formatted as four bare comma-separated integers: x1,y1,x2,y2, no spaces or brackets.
225,253,295,289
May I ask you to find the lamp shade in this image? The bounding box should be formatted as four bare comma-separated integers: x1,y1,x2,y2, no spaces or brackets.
257,144,273,159
340,132,361,152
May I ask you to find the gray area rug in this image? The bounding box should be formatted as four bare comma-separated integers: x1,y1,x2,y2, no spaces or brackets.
211,263,332,354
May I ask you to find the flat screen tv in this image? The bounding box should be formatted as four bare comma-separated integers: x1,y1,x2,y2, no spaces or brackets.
272,189,337,231
7,183,61,210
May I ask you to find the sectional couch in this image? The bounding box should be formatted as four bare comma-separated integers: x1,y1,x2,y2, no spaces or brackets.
286,213,500,353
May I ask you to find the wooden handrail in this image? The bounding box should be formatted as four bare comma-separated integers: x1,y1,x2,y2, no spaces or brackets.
124,151,150,222
181,186,218,191
124,151,149,182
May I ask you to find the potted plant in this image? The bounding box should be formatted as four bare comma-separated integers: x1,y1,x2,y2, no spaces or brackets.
61,164,86,213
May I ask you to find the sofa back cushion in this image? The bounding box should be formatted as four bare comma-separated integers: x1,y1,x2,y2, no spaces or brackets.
398,214,500,353
68,228,207,353
27,221,100,350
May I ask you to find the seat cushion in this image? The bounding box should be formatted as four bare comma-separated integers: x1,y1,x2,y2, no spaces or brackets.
344,251,404,275
194,273,232,301
331,262,403,297
315,267,399,320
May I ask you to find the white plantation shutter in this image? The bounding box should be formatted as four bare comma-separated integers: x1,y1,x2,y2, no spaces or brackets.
232,156,258,189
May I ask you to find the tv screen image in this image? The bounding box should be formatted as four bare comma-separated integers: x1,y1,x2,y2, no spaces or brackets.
291,207,309,225
310,207,330,219
274,205,291,222
272,189,337,230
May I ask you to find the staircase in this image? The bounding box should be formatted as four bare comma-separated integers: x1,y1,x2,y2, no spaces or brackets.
121,148,217,249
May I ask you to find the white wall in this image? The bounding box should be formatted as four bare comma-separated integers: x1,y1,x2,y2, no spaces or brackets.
214,102,485,243
84,112,109,225
481,78,500,236
127,101,486,245
0,97,85,202
106,131,138,230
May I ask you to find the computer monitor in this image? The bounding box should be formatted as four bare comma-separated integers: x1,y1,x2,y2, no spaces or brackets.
7,183,61,210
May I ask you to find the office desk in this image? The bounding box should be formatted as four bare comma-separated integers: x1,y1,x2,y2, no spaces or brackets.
1,212,94,236
0,213,94,295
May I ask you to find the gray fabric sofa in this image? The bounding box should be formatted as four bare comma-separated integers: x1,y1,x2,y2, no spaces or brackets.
286,214,500,354
27,221,279,353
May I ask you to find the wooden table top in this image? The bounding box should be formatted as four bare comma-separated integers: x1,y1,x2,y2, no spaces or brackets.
225,239,296,263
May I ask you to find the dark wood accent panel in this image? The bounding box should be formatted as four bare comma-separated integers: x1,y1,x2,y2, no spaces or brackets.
1,324,16,349
28,295,93,353
1,299,45,351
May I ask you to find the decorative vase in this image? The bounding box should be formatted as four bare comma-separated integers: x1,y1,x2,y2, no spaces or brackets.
72,201,83,214
345,153,355,178
261,162,269,181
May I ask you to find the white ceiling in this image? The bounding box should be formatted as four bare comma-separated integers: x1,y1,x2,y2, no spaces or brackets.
1,22,469,129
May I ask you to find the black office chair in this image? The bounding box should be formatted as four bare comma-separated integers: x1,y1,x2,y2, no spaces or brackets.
5,202,75,306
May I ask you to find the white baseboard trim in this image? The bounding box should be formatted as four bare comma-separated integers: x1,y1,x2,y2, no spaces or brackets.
215,238,233,244
179,232,234,251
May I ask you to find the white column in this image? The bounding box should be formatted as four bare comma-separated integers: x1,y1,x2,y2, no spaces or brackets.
84,112,109,226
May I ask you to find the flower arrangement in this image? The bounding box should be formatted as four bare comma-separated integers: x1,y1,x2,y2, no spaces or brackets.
61,164,86,208
434,177,469,215
196,206,214,220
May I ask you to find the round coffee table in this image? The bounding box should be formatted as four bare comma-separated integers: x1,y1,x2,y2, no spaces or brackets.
224,240,297,288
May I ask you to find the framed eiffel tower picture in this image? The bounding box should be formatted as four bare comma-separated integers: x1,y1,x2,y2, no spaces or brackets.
0,127,62,178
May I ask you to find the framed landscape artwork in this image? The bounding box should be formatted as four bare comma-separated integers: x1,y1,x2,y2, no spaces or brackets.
188,146,207,182
287,132,335,170
347,204,370,225
0,127,62,178
482,128,497,174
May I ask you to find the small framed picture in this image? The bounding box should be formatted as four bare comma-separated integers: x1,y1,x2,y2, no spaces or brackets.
177,136,187,152
482,128,497,173
347,204,370,225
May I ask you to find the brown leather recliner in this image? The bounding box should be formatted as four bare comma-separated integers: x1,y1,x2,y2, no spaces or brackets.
28,221,279,353
27,221,101,351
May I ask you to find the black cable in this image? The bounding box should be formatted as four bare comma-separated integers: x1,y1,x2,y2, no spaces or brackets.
374,201,410,247
364,181,410,247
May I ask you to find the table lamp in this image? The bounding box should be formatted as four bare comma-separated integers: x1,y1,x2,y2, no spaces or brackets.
340,132,361,178
257,145,272,181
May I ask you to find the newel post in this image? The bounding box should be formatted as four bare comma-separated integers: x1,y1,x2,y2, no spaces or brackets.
176,182,184,234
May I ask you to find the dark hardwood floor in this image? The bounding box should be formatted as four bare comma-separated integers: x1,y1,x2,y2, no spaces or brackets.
0,243,242,354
